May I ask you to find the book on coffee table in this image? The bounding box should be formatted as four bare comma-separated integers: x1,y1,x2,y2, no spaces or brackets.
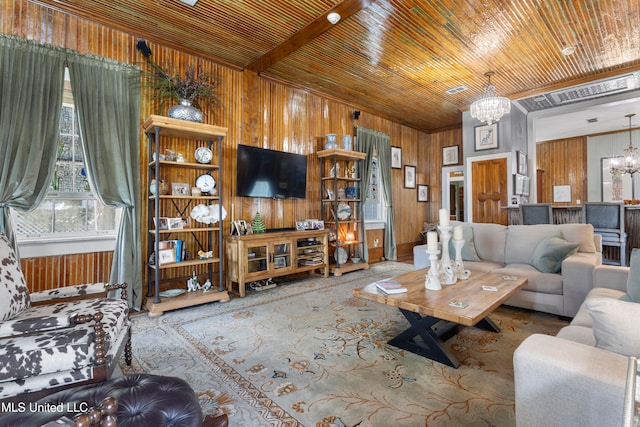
375,279,408,295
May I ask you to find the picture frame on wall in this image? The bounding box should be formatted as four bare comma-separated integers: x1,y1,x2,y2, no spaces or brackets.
417,184,429,202
442,145,459,165
404,165,416,188
474,123,498,151
391,146,402,169
517,150,528,175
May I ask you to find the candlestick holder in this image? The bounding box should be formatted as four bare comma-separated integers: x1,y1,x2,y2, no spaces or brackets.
438,225,457,285
424,249,442,290
453,240,471,280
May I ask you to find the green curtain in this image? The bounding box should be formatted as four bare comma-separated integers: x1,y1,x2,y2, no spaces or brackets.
67,56,142,309
0,35,66,253
356,126,397,261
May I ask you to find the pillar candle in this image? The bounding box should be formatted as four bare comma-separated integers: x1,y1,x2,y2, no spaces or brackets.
427,231,438,251
453,225,463,241
439,208,450,226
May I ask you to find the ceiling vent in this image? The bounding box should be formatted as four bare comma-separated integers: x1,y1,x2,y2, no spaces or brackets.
549,74,637,104
586,118,598,123
446,85,467,95
515,72,640,112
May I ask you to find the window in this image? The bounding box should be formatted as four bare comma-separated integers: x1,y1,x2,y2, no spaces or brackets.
363,149,386,229
12,76,120,257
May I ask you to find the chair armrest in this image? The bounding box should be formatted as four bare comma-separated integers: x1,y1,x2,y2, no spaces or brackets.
561,252,601,317
514,334,628,427
30,283,109,305
594,265,629,292
30,282,128,306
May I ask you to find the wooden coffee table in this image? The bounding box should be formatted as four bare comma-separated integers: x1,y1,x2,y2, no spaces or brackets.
352,269,527,368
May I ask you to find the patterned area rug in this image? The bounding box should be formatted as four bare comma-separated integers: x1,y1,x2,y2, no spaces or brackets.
121,262,568,426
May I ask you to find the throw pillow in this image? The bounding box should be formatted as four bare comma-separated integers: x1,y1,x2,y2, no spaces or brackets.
0,234,30,321
530,235,580,273
448,226,481,262
586,297,640,358
625,248,640,302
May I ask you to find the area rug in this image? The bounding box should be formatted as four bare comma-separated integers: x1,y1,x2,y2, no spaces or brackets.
120,262,568,426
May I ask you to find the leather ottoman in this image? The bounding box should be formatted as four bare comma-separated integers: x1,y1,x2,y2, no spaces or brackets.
0,374,228,427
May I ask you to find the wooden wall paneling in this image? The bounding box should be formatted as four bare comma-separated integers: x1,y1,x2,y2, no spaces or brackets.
5,0,452,289
536,136,587,205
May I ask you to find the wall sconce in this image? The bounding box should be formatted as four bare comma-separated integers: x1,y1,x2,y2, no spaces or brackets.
353,111,361,120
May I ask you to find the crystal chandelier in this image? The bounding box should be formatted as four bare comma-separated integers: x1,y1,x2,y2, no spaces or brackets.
470,72,511,125
610,114,639,176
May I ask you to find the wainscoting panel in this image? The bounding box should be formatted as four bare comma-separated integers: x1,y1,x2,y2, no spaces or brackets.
21,251,114,293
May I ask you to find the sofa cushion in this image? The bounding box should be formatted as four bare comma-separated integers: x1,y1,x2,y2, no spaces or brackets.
530,236,580,273
467,222,507,264
505,225,561,264
586,297,640,358
624,249,640,302
556,325,596,346
0,234,30,321
557,223,597,253
448,225,481,262
463,260,505,273
494,264,563,294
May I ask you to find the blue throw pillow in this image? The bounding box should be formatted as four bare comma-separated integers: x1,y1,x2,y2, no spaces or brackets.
625,249,640,302
530,236,580,273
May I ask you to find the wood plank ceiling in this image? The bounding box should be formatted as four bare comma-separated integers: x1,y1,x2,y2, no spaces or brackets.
32,0,640,132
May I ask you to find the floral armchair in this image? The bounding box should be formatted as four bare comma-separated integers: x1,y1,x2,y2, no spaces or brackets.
0,233,131,402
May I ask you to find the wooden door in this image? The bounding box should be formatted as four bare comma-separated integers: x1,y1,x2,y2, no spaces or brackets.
471,158,508,224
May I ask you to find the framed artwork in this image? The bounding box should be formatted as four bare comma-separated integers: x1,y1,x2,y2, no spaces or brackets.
171,182,190,196
517,150,528,174
514,174,530,196
153,217,169,230
404,165,416,189
442,146,459,166
167,217,184,230
391,146,402,169
418,184,429,202
274,256,287,269
553,185,572,203
474,123,498,151
158,248,175,265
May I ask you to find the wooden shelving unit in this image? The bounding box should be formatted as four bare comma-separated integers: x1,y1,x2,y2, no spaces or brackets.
143,115,230,317
317,148,369,276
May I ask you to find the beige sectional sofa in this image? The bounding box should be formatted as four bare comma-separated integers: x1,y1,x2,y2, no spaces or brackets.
413,222,602,317
514,256,640,427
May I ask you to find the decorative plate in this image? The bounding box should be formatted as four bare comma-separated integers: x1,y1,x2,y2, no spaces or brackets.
195,174,216,193
194,146,212,164
159,289,186,298
334,247,348,265
336,203,352,220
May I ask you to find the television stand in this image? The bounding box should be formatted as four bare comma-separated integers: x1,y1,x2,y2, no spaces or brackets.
266,227,296,233
225,229,329,297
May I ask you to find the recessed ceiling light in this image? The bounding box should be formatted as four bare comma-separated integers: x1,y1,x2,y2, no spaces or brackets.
179,0,198,6
327,12,341,25
561,45,576,56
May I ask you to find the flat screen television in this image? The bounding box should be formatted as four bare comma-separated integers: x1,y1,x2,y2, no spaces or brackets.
236,144,308,199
